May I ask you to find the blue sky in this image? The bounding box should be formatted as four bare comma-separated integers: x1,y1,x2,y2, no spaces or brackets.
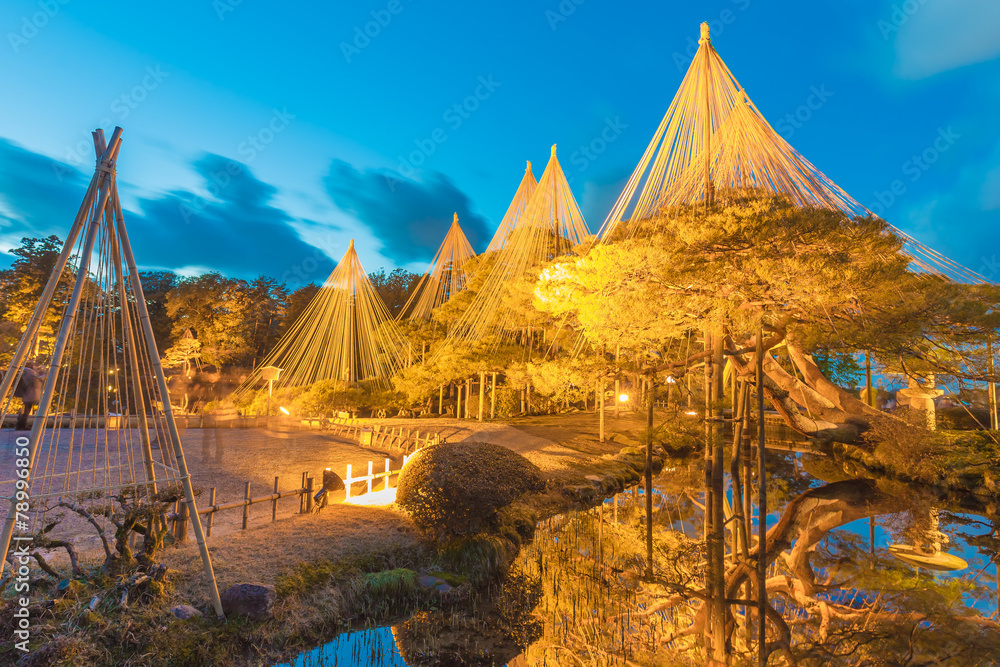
1,0,999,285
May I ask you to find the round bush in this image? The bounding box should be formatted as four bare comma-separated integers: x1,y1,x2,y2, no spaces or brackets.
396,442,546,537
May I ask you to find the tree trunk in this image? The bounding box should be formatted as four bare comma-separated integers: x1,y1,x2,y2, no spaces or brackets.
729,333,918,446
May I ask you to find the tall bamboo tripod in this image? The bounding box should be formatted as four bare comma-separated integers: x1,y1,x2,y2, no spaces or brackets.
0,128,223,617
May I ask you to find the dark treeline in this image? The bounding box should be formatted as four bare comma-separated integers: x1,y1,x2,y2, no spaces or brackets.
0,236,420,370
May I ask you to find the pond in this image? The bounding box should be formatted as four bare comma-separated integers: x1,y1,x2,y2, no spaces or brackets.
278,432,1000,666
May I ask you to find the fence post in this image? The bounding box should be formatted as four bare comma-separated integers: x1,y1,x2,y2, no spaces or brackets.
175,499,189,543
345,464,352,501
300,472,307,513
242,481,251,530
272,476,279,522
207,488,216,537
384,458,391,491
367,461,373,495
305,477,314,512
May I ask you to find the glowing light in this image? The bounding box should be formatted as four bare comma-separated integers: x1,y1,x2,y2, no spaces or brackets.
344,486,397,506
279,406,290,415
618,394,629,403
665,376,676,384
684,410,698,416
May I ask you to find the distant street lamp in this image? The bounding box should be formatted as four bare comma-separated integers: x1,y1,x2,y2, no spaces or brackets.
261,366,282,419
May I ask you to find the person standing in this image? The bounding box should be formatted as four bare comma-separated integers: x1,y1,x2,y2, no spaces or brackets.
14,361,44,431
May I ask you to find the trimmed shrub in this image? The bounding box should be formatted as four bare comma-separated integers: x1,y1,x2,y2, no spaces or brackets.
396,442,546,537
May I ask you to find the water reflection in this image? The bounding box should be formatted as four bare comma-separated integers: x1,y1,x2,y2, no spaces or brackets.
282,434,1000,666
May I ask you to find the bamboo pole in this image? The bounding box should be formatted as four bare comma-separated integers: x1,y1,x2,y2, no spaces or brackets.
645,377,654,580
0,132,120,581
111,157,223,617
107,220,158,494
615,345,621,417
989,340,997,430
599,381,606,442
0,157,101,403
756,325,767,667
701,21,714,212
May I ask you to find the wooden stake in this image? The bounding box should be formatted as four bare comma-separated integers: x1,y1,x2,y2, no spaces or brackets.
478,371,485,421
490,372,497,419
300,472,307,513
207,488,216,537
176,499,190,543
242,481,251,529
272,477,279,521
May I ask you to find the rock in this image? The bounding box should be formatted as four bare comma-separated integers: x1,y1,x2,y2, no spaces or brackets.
416,574,455,595
417,574,443,589
170,604,203,620
221,583,276,620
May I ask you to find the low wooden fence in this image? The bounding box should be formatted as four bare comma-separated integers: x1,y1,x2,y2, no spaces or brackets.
341,450,421,501
168,472,317,541
324,417,442,455
167,420,444,541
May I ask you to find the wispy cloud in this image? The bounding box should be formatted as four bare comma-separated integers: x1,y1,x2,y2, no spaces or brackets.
322,160,491,264
0,139,335,284
891,0,1000,79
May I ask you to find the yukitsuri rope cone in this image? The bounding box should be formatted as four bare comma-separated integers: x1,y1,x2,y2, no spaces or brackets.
237,239,411,397
0,127,224,616
486,160,537,252
598,22,985,284
438,145,591,351
399,213,476,322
